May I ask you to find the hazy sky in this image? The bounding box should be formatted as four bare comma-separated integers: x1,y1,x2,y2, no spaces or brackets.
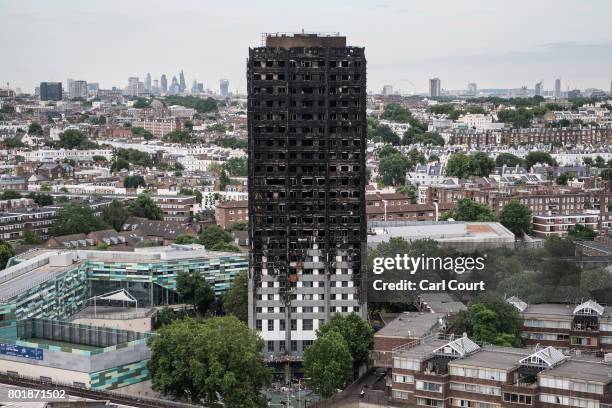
1,0,612,94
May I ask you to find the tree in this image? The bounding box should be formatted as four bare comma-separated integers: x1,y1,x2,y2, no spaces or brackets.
219,170,231,190
123,175,146,189
468,152,496,177
50,204,109,236
0,240,15,269
369,124,400,145
317,313,373,364
163,130,192,144
21,229,43,245
110,158,130,173
92,155,107,163
304,330,353,398
441,198,496,222
28,192,53,206
499,200,532,236
179,187,202,205
378,153,411,186
174,234,198,244
132,127,154,140
544,235,576,257
567,224,597,241
176,272,215,315
403,130,444,146
1,190,21,200
101,200,129,231
28,122,43,135
57,129,97,149
148,316,270,406
222,271,248,322
396,184,417,203
524,151,557,170
128,193,164,220
497,108,534,128
450,296,523,347
495,153,523,167
378,144,400,158
222,157,247,177
133,98,151,109
556,173,569,185
595,155,606,168
445,153,472,179
210,137,247,149
198,225,238,251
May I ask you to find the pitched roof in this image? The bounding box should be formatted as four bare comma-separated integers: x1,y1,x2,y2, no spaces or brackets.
519,346,567,368
432,335,480,357
573,299,604,316
507,296,528,312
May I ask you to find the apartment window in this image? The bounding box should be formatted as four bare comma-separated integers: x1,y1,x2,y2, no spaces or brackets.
504,393,532,405
268,320,274,331
279,320,286,331
303,319,313,330
291,340,298,352
394,374,414,384
267,341,274,353
256,320,262,330
291,319,297,331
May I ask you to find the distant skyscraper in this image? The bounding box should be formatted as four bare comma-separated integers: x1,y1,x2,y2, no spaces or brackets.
382,85,393,96
179,70,186,94
66,78,75,98
219,79,229,97
87,83,99,96
127,77,140,96
429,78,441,98
72,80,88,99
467,82,477,95
160,75,168,93
145,73,152,93
170,76,180,95
535,81,543,97
554,79,561,98
568,89,581,98
40,82,63,101
152,80,159,95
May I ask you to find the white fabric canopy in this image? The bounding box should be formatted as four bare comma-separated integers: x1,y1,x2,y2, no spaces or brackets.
94,289,136,303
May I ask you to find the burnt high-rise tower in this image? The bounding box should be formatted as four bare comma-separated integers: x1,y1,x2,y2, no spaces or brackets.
247,33,367,359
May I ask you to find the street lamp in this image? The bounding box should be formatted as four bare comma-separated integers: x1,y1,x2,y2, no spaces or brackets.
382,199,388,222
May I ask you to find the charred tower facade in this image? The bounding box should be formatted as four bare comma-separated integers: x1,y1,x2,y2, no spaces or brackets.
247,33,367,359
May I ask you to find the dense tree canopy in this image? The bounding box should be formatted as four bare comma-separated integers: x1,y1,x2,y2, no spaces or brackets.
222,270,248,323
222,157,247,177
50,204,109,236
524,151,557,170
163,130,193,144
28,122,43,135
57,129,97,149
446,152,495,179
499,200,532,236
123,175,146,189
495,153,523,167
176,272,215,315
198,225,239,252
441,198,496,222
0,240,15,270
128,193,164,220
378,153,412,186
148,316,271,406
101,200,129,231
304,330,353,398
451,296,524,347
317,313,373,364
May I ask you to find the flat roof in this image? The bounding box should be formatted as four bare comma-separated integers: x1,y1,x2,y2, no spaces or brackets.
375,312,445,339
367,221,515,244
449,347,530,371
419,293,467,314
541,359,612,383
395,339,448,359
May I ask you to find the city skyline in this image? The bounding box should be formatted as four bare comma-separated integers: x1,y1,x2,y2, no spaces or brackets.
1,0,612,94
